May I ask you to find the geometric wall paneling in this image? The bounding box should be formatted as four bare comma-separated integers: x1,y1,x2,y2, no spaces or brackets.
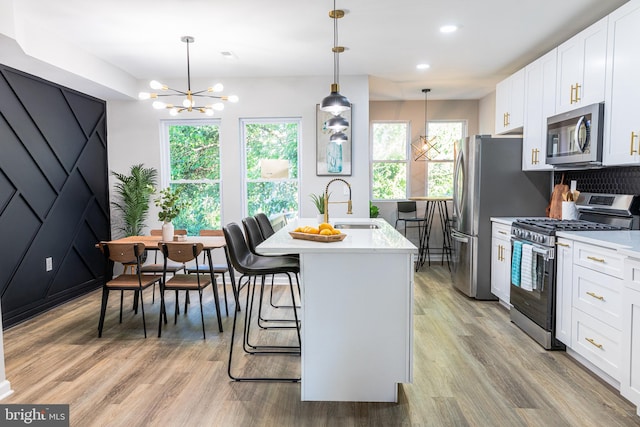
0,64,110,327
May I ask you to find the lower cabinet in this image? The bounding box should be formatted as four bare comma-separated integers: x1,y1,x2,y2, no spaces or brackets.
555,238,573,345
491,222,512,307
622,256,640,415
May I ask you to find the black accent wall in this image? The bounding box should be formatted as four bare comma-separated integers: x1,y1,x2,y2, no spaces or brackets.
0,65,110,327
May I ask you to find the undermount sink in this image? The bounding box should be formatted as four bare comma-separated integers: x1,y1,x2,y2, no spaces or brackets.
333,223,380,229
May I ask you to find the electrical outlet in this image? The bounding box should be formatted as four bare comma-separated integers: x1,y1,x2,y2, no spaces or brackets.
46,257,53,272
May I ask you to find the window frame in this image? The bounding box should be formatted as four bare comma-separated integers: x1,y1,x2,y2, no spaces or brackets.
240,117,302,219
160,118,223,230
423,119,467,197
370,120,411,201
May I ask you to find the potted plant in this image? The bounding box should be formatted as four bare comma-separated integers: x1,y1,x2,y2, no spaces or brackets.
111,164,157,238
155,186,185,241
370,202,379,218
310,192,329,222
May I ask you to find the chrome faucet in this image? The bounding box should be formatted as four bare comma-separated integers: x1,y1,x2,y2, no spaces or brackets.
324,178,352,223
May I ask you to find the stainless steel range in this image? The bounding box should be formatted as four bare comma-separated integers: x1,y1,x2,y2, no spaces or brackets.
509,193,640,350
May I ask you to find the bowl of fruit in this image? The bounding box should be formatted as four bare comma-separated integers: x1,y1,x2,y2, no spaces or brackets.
289,222,346,242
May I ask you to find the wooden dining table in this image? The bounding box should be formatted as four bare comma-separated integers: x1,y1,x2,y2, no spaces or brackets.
104,234,232,333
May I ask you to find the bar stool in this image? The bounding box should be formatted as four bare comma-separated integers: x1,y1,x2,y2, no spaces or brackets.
223,222,301,382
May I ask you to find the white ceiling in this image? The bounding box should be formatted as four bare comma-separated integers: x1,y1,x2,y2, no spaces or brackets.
12,0,629,101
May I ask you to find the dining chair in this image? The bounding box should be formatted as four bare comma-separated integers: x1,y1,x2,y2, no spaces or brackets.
395,201,426,238
157,242,223,339
97,241,162,338
140,229,188,303
242,216,300,326
223,222,301,382
184,229,233,316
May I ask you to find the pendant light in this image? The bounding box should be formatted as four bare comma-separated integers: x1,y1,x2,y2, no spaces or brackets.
320,1,350,116
138,36,239,116
412,88,439,161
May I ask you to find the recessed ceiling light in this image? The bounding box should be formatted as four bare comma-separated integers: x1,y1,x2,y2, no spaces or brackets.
440,25,458,33
416,63,430,70
221,51,237,60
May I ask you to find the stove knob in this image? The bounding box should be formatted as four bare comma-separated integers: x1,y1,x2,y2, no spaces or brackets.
524,231,531,240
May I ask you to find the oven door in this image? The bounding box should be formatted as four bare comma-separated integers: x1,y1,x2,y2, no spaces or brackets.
509,237,555,331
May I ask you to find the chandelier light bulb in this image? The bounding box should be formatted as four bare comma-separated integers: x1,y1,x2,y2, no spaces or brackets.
212,102,225,111
138,92,151,100
169,108,179,116
228,95,239,103
209,83,224,92
152,101,166,109
149,80,164,90
182,98,192,108
205,109,214,116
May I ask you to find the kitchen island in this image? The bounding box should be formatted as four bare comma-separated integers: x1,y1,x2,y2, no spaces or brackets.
257,217,418,402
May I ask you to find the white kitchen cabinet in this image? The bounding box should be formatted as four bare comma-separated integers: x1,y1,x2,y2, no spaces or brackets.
604,0,640,166
622,256,640,416
490,222,512,307
570,241,624,382
522,49,556,171
495,68,525,135
555,238,573,345
555,17,607,114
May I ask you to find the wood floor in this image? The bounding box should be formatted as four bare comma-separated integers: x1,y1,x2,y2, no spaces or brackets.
3,266,640,427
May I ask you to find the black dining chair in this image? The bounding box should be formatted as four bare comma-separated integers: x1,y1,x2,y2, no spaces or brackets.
255,212,276,239
395,201,426,238
223,222,301,382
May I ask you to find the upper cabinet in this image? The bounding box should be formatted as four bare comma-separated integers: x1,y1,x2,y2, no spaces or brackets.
556,17,608,114
603,0,640,166
495,68,525,135
522,49,556,171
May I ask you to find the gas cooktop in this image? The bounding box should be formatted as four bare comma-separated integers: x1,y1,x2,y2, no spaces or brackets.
513,218,623,235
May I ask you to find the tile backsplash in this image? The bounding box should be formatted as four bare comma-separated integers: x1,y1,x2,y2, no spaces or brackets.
553,166,640,194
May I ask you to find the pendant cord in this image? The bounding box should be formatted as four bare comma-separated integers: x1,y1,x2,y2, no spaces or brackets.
333,0,339,86
186,39,192,92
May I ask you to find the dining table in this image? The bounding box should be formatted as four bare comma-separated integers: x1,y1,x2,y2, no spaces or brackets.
408,196,453,269
104,234,232,332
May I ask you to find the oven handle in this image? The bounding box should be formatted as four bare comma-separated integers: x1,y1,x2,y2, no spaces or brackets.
511,237,555,261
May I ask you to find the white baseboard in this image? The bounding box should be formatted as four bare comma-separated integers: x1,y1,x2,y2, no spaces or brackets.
0,380,13,400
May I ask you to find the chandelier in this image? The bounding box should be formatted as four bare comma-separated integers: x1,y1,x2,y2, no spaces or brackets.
412,88,439,161
138,36,238,116
320,0,350,127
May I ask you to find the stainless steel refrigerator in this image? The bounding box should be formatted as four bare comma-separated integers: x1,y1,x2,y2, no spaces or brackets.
450,135,550,299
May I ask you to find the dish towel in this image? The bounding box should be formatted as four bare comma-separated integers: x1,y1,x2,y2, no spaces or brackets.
511,241,522,287
520,244,534,291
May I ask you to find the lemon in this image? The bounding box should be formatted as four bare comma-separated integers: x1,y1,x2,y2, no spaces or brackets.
318,222,334,231
331,229,341,235
319,229,333,236
307,227,320,234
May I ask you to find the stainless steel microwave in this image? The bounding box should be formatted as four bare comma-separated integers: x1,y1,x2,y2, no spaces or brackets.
546,103,604,166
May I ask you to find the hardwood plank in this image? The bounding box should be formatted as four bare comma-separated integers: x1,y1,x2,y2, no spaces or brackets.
2,269,639,426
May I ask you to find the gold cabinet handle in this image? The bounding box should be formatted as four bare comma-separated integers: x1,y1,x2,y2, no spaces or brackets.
585,337,603,349
498,230,507,235
631,131,638,155
531,148,535,165
535,149,540,164
575,83,581,103
587,256,605,263
556,242,570,247
570,84,576,104
498,245,503,262
586,291,604,301
503,112,507,128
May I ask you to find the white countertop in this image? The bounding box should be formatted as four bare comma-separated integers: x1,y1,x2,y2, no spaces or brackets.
557,230,640,256
490,216,548,226
257,217,418,254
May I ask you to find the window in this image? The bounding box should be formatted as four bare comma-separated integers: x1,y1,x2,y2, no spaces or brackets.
242,118,300,219
425,121,465,197
161,120,221,235
371,122,409,200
